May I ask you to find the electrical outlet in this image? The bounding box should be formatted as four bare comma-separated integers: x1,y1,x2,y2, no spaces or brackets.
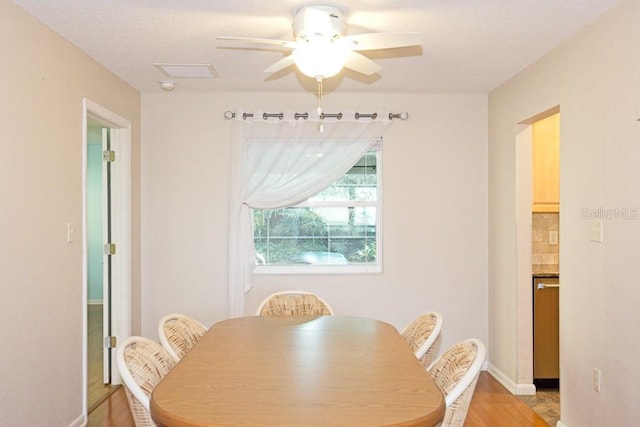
593,367,601,393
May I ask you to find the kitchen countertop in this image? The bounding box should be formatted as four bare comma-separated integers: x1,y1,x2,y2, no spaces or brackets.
533,273,559,278
532,265,559,277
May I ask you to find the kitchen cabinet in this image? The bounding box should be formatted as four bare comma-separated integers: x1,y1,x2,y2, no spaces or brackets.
533,275,559,388
532,114,559,212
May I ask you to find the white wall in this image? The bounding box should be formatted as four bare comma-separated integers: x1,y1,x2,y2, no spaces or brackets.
141,92,488,356
0,1,141,425
489,0,640,425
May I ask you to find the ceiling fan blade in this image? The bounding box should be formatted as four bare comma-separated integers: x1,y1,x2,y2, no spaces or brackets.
217,36,297,49
264,55,296,74
343,51,382,76
342,32,423,51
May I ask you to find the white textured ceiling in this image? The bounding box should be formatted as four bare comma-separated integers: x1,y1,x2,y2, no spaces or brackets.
12,0,621,94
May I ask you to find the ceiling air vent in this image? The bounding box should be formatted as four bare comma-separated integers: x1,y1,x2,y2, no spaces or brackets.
154,63,219,78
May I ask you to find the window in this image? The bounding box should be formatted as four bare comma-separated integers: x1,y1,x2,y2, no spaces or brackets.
253,149,381,274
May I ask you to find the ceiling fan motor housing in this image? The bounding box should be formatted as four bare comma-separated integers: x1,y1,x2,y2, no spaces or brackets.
293,4,348,41
218,2,420,78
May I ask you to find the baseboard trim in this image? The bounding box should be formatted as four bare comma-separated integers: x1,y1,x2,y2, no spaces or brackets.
486,363,536,395
487,363,516,393
557,421,567,427
67,414,84,427
516,382,537,395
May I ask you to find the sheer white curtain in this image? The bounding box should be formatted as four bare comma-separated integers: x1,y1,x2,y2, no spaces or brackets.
227,110,392,316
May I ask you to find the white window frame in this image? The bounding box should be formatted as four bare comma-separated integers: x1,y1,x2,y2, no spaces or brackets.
254,147,383,275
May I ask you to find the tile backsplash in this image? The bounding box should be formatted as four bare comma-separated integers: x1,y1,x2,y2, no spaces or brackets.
532,212,559,274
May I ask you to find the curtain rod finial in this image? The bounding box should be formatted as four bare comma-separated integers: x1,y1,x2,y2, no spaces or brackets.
389,112,409,120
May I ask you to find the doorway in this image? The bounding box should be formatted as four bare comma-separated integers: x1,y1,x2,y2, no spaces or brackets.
531,112,560,388
515,107,560,424
83,99,132,418
86,123,118,411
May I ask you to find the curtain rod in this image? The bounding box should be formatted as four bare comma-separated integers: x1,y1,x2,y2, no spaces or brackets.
223,111,409,121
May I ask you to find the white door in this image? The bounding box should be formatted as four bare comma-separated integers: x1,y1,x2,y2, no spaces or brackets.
100,125,131,385
101,127,113,383
83,99,132,417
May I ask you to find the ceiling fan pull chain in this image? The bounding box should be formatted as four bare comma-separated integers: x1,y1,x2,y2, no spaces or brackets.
317,77,325,133
317,77,324,115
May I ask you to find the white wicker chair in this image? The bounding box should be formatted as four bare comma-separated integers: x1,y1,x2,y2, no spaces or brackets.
158,313,207,362
116,336,176,427
256,290,335,316
427,338,486,427
401,311,444,368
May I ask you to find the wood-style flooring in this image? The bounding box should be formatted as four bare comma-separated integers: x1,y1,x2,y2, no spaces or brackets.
88,371,553,426
465,373,551,426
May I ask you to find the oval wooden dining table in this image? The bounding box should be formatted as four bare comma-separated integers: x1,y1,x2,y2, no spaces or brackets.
150,315,445,427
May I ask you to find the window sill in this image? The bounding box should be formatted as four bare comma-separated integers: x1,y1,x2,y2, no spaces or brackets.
254,264,382,275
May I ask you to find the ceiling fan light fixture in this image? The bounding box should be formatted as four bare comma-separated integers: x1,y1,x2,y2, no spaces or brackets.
292,38,350,79
218,2,422,80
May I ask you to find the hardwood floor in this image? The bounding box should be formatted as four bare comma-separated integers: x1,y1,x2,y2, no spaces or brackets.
88,371,550,426
87,386,135,427
466,372,550,426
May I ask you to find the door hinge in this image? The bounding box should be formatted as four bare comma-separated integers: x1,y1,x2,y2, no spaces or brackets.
104,336,117,349
103,150,115,162
104,243,116,255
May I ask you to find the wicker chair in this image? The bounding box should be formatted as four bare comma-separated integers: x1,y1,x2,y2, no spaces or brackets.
158,313,207,362
256,290,335,316
115,336,176,427
427,338,486,427
401,311,444,368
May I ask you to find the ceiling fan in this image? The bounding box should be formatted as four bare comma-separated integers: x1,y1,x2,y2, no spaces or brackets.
217,3,423,82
